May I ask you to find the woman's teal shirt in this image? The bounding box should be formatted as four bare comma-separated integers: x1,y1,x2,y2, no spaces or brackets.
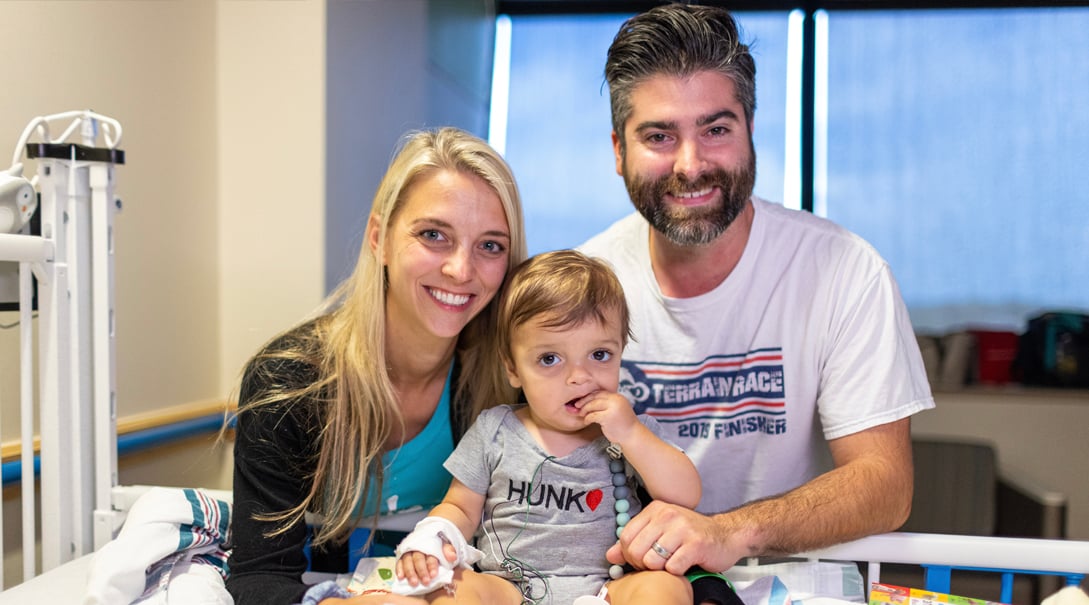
361,368,454,516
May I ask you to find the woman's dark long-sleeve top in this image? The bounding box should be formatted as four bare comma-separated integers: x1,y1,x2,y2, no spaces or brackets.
225,322,467,605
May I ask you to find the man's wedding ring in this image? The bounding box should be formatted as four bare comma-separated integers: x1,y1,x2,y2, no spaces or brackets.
651,541,673,560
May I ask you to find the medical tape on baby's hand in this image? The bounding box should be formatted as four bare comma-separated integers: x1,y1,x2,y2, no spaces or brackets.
395,516,482,569
390,516,483,597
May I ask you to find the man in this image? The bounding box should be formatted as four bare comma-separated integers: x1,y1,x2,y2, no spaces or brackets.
579,3,935,576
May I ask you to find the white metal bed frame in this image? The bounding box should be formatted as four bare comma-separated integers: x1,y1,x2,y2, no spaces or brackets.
0,110,126,586
800,532,1089,603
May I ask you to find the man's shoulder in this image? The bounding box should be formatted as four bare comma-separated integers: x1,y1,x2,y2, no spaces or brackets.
755,197,838,233
754,197,882,260
578,212,646,256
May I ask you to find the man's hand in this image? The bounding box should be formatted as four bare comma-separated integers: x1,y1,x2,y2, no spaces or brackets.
608,419,916,575
607,500,747,574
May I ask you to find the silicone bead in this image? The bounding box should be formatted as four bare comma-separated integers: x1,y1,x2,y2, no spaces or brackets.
609,451,629,578
609,564,625,580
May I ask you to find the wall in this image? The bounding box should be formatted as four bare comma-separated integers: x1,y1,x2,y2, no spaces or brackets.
0,0,221,431
0,0,329,424
324,0,494,292
912,387,1089,540
0,0,326,586
216,0,327,392
325,0,429,290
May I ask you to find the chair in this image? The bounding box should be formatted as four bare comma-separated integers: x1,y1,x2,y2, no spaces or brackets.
871,437,1069,603
901,438,997,536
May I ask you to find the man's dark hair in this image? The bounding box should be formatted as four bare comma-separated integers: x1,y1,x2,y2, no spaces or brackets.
605,2,757,151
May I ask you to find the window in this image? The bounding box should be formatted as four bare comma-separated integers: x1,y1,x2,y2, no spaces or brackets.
823,7,1089,332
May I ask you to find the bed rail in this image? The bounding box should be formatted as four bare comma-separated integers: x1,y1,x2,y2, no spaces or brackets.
798,532,1089,603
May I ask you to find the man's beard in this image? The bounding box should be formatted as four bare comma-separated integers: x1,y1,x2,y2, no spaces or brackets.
622,147,756,247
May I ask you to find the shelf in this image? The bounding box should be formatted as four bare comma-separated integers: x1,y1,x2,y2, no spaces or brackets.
930,383,1089,403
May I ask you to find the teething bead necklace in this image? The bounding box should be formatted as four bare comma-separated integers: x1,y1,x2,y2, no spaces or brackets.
608,447,628,580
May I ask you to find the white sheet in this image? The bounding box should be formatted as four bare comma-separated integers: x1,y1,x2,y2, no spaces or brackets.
0,554,94,604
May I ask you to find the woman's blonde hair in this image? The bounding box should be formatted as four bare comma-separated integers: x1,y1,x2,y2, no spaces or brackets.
240,127,526,548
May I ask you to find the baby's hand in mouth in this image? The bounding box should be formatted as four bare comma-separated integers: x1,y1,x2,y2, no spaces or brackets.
569,391,601,413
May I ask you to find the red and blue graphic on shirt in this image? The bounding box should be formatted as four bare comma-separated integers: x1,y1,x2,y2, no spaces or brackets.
619,348,787,439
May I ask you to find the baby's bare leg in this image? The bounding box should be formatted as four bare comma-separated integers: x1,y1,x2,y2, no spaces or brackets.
423,569,523,605
606,570,693,605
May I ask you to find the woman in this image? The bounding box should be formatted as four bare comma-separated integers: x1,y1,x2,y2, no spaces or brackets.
226,127,528,605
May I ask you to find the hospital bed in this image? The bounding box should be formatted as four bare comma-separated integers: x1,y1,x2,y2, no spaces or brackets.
2,112,1088,604
3,511,1087,604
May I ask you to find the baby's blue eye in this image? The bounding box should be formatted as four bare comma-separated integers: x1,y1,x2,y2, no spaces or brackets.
592,350,612,362
539,354,560,367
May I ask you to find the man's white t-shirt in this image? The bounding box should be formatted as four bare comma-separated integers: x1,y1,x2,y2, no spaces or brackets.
580,197,934,513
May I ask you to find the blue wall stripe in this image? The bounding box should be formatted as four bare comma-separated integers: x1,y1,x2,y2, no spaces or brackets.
1,413,230,486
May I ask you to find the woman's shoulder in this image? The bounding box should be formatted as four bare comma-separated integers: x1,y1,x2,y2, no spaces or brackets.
258,316,327,358
237,317,332,415
244,319,326,383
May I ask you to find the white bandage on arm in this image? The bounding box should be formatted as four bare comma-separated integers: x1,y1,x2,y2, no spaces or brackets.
390,516,483,596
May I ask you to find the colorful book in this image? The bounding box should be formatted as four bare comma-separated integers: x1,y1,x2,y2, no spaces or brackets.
870,582,1009,605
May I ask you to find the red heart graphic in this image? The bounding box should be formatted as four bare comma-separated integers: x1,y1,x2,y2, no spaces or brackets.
586,488,603,511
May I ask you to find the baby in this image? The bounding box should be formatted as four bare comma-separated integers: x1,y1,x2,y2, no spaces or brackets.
392,249,701,604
